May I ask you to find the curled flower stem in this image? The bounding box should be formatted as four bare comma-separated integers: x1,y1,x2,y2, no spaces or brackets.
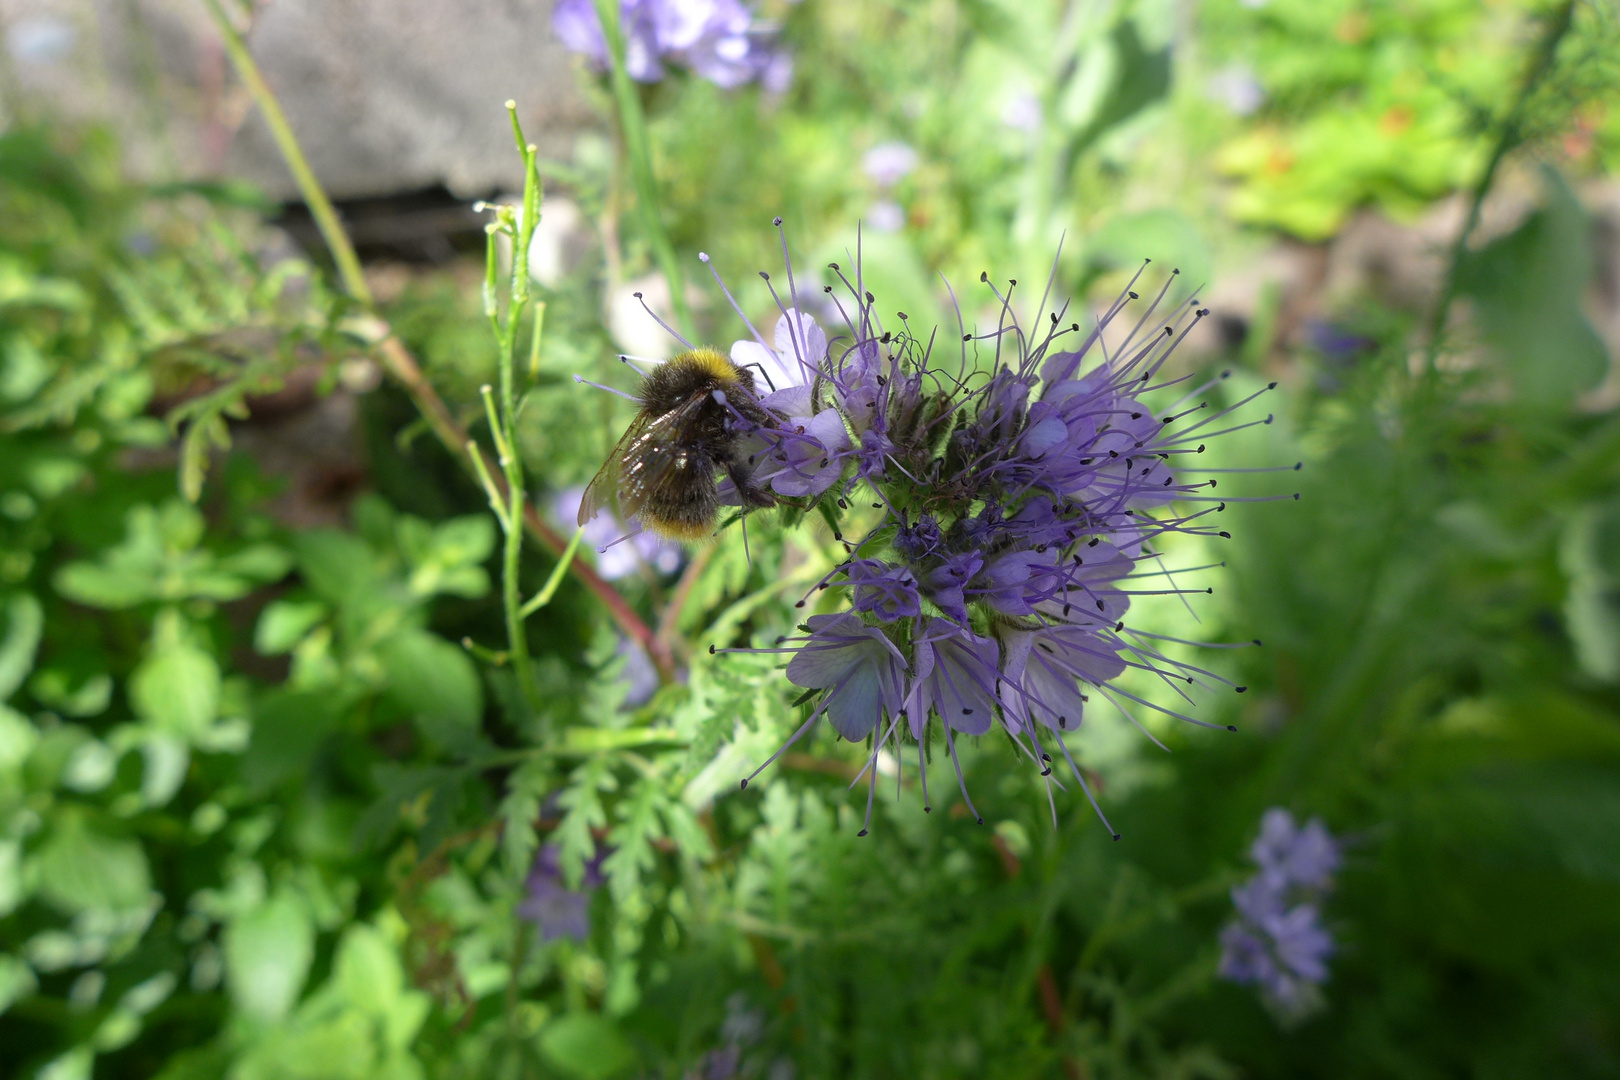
201,0,670,677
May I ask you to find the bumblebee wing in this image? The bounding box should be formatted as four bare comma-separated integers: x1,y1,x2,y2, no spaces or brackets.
578,395,708,526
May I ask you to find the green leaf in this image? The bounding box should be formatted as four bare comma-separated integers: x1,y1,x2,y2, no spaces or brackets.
254,599,329,655
0,592,42,700
243,690,340,790
1457,167,1609,405
224,890,314,1022
129,641,221,740
538,1014,636,1080
293,529,382,606
376,630,484,747
0,953,37,1015
53,562,152,609
36,813,152,914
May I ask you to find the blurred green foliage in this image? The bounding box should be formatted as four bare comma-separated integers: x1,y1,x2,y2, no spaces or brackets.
2,0,1619,1077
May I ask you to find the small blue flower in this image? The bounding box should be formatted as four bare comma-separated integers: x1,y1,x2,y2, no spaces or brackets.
1219,808,1341,1019
554,0,789,89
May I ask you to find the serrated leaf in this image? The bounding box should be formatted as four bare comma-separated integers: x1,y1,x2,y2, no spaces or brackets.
603,782,662,905
556,757,614,889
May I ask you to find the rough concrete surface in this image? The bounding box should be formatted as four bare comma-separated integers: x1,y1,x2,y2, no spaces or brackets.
1,0,597,199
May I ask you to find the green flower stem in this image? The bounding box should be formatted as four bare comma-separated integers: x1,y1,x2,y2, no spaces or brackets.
1424,0,1578,369
199,1,674,678
590,0,697,340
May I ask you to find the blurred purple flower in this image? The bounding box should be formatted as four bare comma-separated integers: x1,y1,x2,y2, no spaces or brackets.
1219,808,1341,1019
862,142,918,187
555,486,684,580
553,0,789,89
517,843,604,941
1207,63,1265,116
1251,806,1341,890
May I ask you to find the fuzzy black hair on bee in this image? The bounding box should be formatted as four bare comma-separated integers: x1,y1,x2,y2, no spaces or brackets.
579,348,781,539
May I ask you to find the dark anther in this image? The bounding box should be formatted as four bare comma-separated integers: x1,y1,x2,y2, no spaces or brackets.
963,334,973,342
1235,686,1248,693
1217,502,1226,511
829,262,840,270
1009,279,1017,285
759,272,770,280
898,311,908,319
857,829,868,837
962,708,973,715
1294,462,1303,470
924,805,932,813
976,818,984,825
740,779,749,789
1050,313,1059,324
1088,537,1100,546
1253,638,1263,645
1058,716,1067,728
1041,767,1052,776
1131,412,1141,419
864,291,874,303
633,291,643,299
824,285,833,293
1293,493,1301,500
881,331,892,343
773,215,783,225
1112,833,1121,841
1071,323,1080,331
1226,725,1238,732
708,644,716,654
873,503,883,509
1268,381,1278,389
1219,531,1232,538
1197,444,1206,452
1128,291,1139,299
980,271,989,282
1096,600,1105,610
794,600,805,608
837,499,848,508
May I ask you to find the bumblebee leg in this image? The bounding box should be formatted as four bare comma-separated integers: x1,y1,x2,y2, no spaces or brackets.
725,456,777,509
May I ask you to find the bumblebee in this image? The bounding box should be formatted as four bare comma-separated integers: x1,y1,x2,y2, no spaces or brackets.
579,347,780,538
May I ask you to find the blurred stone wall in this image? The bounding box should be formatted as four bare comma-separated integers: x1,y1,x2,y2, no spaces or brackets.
0,0,596,199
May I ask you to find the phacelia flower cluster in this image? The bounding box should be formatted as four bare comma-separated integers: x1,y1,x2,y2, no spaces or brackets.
553,0,791,91
1218,808,1341,1019
601,224,1294,834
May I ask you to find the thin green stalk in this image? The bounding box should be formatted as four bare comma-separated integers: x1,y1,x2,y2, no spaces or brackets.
487,102,547,716
1424,0,1578,369
200,0,676,680
590,0,696,340
201,0,371,306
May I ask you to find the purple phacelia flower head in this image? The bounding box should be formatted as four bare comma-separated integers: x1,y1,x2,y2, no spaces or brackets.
846,558,921,622
553,0,789,90
1219,808,1341,1021
629,225,1297,836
